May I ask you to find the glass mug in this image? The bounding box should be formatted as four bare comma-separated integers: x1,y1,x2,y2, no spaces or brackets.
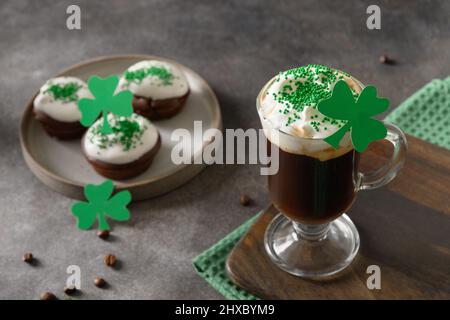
257,76,407,279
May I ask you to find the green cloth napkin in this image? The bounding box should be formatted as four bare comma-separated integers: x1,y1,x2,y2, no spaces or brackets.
385,77,450,149
193,77,450,300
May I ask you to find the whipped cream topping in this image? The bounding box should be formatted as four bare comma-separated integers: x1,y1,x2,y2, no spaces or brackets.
260,65,362,139
33,77,92,122
83,113,159,164
258,65,363,160
118,60,189,100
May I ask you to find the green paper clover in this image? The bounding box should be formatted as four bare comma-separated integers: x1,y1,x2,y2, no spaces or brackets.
78,75,133,134
71,180,131,231
317,80,389,152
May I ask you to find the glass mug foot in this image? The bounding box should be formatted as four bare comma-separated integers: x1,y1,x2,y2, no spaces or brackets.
264,213,360,279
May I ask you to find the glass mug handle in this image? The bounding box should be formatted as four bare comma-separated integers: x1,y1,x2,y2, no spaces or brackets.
358,122,408,191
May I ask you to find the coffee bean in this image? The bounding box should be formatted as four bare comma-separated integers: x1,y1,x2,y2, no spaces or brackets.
104,254,117,267
63,286,77,295
379,54,394,64
94,277,106,288
22,252,33,263
40,292,57,300
240,194,251,206
97,230,110,240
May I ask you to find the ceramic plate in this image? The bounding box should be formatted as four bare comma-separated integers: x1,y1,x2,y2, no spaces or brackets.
20,55,222,201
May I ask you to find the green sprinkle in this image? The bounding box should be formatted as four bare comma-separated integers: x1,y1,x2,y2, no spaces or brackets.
90,116,146,151
270,64,351,130
45,82,81,102
124,66,174,86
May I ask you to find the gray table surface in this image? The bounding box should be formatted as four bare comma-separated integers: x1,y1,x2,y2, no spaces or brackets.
0,0,449,300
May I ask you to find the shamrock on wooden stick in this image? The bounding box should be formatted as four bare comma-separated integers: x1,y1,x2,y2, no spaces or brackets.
71,180,131,231
318,80,389,152
78,75,133,134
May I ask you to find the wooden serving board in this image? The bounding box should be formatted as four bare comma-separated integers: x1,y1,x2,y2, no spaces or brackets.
226,135,450,299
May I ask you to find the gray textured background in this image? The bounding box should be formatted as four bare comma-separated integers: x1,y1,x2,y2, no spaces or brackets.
0,0,449,299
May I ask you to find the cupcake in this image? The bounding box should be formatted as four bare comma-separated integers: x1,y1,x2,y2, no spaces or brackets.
118,60,189,120
82,113,161,180
33,77,91,139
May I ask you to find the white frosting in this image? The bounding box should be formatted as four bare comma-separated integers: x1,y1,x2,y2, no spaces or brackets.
118,60,189,100
258,66,363,161
33,77,91,122
84,113,159,164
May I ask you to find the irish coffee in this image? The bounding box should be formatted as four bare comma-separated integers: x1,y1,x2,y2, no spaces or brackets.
259,64,407,278
259,65,363,224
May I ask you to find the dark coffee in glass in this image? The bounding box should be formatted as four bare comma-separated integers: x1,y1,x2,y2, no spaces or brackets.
268,141,359,225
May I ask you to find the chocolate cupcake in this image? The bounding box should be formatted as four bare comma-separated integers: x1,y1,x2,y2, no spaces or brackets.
118,60,189,120
82,113,161,180
33,77,91,139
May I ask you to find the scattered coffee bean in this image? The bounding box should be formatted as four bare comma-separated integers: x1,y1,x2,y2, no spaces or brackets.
94,277,106,288
379,54,394,64
104,254,117,267
40,292,57,300
240,194,251,206
22,252,34,263
63,286,77,295
97,230,110,240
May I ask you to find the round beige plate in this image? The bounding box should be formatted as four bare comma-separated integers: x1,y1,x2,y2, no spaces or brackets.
20,55,222,201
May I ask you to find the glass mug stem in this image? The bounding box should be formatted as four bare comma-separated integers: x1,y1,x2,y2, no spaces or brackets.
293,222,330,241
358,122,408,190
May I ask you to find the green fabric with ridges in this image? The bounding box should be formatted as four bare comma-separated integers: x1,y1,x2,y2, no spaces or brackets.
192,214,260,300
192,77,450,300
385,76,450,149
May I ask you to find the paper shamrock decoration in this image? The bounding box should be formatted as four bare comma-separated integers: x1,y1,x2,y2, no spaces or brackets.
317,80,388,152
71,180,131,231
78,75,133,134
